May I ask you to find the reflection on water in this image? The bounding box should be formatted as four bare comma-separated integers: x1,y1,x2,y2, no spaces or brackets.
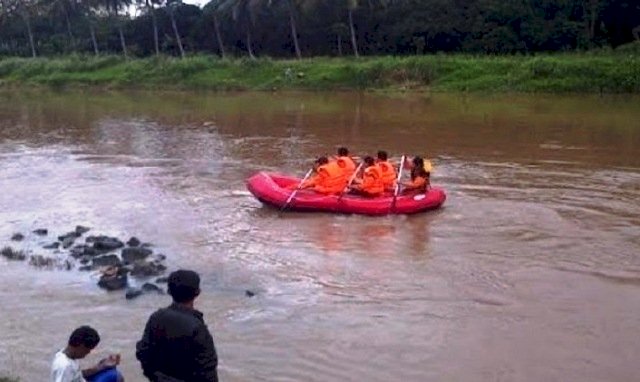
1,90,640,382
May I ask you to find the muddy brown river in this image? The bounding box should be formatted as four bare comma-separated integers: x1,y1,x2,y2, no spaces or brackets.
0,90,639,381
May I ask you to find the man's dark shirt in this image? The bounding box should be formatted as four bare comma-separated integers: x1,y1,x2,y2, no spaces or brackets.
136,303,218,382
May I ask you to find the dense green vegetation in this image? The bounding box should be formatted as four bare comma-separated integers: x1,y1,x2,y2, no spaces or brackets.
0,375,19,382
1,48,638,92
0,1,638,59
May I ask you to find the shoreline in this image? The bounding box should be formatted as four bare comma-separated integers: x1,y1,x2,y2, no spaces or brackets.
0,53,638,94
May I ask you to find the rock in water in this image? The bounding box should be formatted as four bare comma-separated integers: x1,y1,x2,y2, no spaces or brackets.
1,247,26,261
97,273,128,291
142,283,164,294
121,247,153,263
11,233,24,241
126,237,141,247
125,288,144,300
75,225,91,235
33,228,48,236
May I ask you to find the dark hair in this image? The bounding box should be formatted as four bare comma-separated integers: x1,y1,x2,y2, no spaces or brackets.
168,270,201,303
376,151,388,161
68,326,100,349
316,156,329,165
337,147,349,157
363,156,375,166
412,156,424,168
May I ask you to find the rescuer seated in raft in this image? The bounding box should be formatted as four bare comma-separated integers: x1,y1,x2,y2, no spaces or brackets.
292,156,346,195
330,146,357,179
401,156,431,193
349,156,385,197
375,150,397,191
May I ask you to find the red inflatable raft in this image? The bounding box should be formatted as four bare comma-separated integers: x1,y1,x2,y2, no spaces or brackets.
246,172,446,215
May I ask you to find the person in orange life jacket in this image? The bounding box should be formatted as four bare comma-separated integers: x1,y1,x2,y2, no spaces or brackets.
331,147,357,179
350,156,385,197
401,156,430,193
296,156,345,195
375,150,397,190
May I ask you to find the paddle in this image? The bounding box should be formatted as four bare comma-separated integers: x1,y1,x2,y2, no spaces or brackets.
390,154,406,213
281,168,314,212
336,162,364,203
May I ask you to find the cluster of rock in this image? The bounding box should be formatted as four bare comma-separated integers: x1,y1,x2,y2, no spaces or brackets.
3,226,168,300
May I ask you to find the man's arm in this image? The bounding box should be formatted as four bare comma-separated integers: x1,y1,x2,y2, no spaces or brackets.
192,324,218,382
136,314,160,382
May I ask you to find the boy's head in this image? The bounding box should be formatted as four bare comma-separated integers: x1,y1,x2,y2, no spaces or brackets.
337,147,349,157
168,269,201,303
376,151,388,161
68,326,100,359
363,156,375,167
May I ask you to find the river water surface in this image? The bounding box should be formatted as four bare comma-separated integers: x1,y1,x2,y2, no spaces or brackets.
0,90,639,382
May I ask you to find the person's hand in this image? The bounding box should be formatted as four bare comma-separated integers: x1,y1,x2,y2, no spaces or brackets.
98,354,120,370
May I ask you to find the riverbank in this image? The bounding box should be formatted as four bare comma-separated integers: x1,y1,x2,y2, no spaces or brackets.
0,45,639,93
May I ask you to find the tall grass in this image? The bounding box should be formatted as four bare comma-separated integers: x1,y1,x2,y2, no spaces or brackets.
0,47,638,93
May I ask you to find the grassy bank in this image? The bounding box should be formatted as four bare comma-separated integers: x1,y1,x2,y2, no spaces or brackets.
0,46,639,93
0,376,18,382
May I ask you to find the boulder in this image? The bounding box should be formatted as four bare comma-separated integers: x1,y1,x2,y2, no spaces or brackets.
155,276,169,284
33,228,48,236
121,247,152,263
1,246,26,261
43,242,60,249
97,273,128,291
126,237,141,247
91,236,124,252
125,288,144,300
142,283,164,294
75,225,91,235
11,233,24,241
92,255,121,267
131,262,165,277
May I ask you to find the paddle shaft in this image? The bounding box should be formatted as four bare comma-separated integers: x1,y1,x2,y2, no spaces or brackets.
390,155,406,213
281,168,314,212
337,162,364,202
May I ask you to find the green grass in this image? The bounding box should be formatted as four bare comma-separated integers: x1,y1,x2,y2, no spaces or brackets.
0,376,19,382
0,45,638,93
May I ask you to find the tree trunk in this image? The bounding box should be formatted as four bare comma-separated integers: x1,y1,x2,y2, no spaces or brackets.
348,8,359,58
169,8,185,59
89,23,99,56
118,24,128,59
114,9,128,59
337,35,342,56
213,14,226,58
22,12,37,58
147,0,160,55
633,25,640,41
65,10,76,52
246,29,255,59
288,1,302,59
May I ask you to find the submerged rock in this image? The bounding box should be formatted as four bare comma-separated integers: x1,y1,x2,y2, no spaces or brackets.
245,290,256,297
11,233,24,241
29,255,56,268
155,276,169,284
1,246,26,261
33,228,48,236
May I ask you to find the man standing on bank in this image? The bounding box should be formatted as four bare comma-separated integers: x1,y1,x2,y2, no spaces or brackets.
136,270,218,382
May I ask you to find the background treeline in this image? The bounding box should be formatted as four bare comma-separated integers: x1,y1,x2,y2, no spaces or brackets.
0,0,639,58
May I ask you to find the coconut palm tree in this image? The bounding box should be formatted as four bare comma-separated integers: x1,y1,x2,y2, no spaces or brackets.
166,0,185,58
203,0,226,58
220,0,263,59
136,0,162,55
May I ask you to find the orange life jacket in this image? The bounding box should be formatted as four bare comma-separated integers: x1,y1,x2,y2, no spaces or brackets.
376,161,397,189
360,165,385,196
335,156,356,179
313,162,346,195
